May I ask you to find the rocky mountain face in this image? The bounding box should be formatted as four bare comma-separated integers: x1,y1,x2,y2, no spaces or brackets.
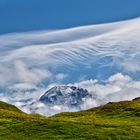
39,86,91,108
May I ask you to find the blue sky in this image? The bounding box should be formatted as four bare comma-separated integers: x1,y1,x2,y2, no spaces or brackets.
0,0,140,34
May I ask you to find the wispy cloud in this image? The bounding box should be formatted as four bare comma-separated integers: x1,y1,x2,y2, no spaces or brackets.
0,18,140,115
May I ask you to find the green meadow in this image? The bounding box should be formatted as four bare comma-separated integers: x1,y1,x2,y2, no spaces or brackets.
0,98,140,140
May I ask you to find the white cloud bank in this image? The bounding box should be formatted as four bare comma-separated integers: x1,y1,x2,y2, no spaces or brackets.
0,18,140,116
1,73,140,116
75,73,140,103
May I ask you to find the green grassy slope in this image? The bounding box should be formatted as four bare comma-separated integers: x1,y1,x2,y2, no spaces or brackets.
0,98,140,140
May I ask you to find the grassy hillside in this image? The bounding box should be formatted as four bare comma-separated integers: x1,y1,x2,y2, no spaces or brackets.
0,98,140,140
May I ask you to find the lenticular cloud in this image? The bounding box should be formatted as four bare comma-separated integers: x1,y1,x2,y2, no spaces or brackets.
0,18,140,116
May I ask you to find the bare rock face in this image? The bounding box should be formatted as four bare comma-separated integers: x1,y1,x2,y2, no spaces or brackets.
39,86,90,108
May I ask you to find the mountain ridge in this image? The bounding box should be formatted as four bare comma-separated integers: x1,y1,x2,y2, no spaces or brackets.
39,85,91,108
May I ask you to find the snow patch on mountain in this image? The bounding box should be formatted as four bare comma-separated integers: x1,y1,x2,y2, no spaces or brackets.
39,86,91,107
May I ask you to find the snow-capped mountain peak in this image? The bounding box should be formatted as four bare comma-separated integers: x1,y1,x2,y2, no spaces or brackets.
39,86,91,108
